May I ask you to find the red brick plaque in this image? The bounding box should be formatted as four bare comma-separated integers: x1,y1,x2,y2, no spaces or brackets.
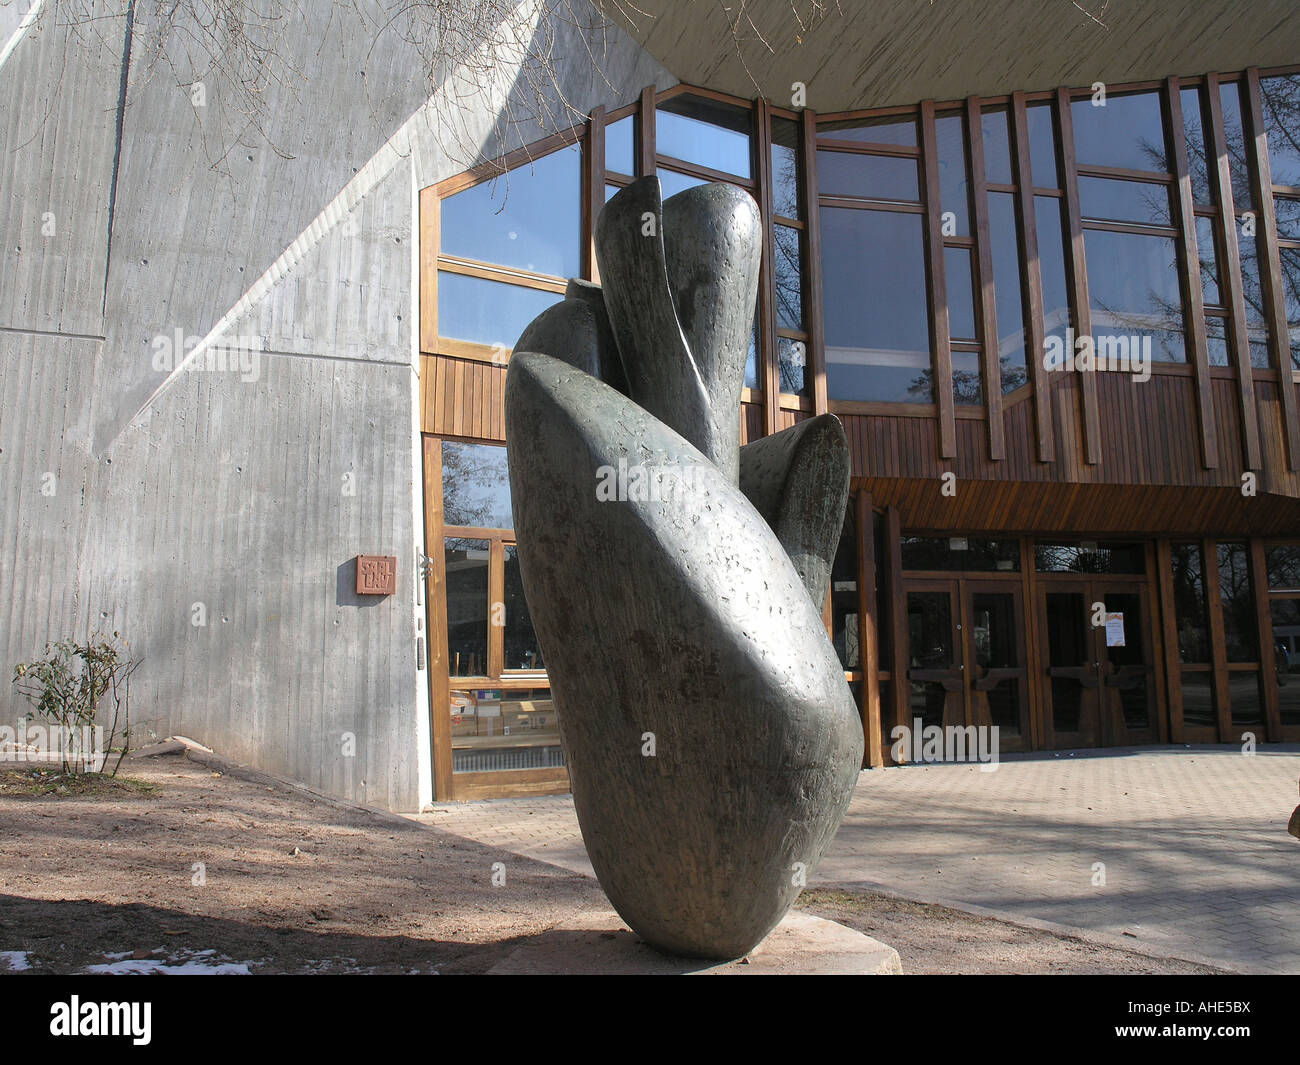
356,555,397,596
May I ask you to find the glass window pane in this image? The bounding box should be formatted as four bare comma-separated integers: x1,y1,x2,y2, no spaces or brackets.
952,348,983,406
981,106,1014,185
817,150,919,202
1035,196,1073,350
773,224,804,331
1260,74,1300,188
1181,86,1214,207
819,115,917,146
935,112,970,235
1170,542,1211,663
440,147,580,277
1218,542,1259,662
822,207,931,403
1026,102,1058,187
605,115,635,176
1205,315,1232,367
900,536,1020,571
746,319,760,391
1034,541,1145,573
1070,90,1169,172
988,192,1027,392
1219,82,1256,210
450,687,564,773
1271,598,1300,726
908,592,954,666
446,538,490,677
1196,215,1222,306
1228,671,1264,726
777,336,808,396
1281,245,1300,369
945,246,977,340
1238,227,1274,367
442,442,513,529
1276,195,1300,241
771,116,801,218
437,272,563,350
1269,545,1300,589
503,545,544,671
1083,228,1186,362
657,94,752,178
605,183,621,203
831,506,861,669
656,167,708,200
1077,176,1173,227
1180,671,1217,728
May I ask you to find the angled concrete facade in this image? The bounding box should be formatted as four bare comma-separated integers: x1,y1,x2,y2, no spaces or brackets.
0,0,671,810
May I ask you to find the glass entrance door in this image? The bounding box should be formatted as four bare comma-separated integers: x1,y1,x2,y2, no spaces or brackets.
1041,581,1158,748
906,583,963,732
904,578,1030,753
966,582,1030,750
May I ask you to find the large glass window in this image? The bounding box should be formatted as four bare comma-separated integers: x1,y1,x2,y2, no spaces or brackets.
1034,541,1145,574
988,192,1028,392
445,538,490,678
442,441,514,529
1083,228,1186,362
437,273,563,352
1170,542,1212,663
440,146,581,277
1217,542,1259,663
901,536,1020,572
822,207,931,402
657,94,753,177
1070,90,1169,173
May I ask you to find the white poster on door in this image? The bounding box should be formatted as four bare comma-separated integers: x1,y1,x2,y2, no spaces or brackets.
1105,611,1126,647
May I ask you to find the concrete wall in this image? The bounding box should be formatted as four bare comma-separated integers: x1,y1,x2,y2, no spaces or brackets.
0,0,673,810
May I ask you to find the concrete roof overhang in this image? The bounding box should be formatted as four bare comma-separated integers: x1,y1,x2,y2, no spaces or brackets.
606,0,1300,111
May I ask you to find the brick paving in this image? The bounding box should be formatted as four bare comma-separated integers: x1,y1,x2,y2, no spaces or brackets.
413,745,1300,973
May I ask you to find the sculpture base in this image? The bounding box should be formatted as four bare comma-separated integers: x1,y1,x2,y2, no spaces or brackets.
486,909,901,975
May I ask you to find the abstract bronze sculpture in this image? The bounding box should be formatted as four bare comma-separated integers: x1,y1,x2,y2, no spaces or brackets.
505,176,863,959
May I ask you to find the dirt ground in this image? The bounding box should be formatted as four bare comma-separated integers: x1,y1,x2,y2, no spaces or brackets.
0,752,1228,975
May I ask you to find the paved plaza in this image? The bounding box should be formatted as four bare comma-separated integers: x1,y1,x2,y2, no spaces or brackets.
416,745,1300,973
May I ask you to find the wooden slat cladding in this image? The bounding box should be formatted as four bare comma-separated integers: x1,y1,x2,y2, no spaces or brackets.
842,368,1300,498
422,353,508,442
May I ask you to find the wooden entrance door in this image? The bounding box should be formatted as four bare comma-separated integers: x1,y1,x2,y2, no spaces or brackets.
1040,580,1160,748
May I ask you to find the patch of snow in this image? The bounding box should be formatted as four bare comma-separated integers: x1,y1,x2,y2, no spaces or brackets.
0,950,32,972
83,948,251,975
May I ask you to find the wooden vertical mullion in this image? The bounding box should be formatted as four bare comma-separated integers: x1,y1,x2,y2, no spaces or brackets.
1166,78,1219,470
922,100,956,459
637,85,656,178
487,538,505,680
1010,92,1050,463
1156,538,1186,743
422,437,454,802
1056,87,1102,466
756,97,779,437
1206,72,1264,471
1246,68,1300,469
585,105,605,283
1019,536,1043,749
858,492,883,768
1145,540,1170,744
801,108,829,417
1249,538,1282,741
419,187,440,355
885,506,908,763
1204,538,1232,742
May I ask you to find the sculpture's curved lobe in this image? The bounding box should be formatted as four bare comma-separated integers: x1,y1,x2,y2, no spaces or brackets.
505,177,863,959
